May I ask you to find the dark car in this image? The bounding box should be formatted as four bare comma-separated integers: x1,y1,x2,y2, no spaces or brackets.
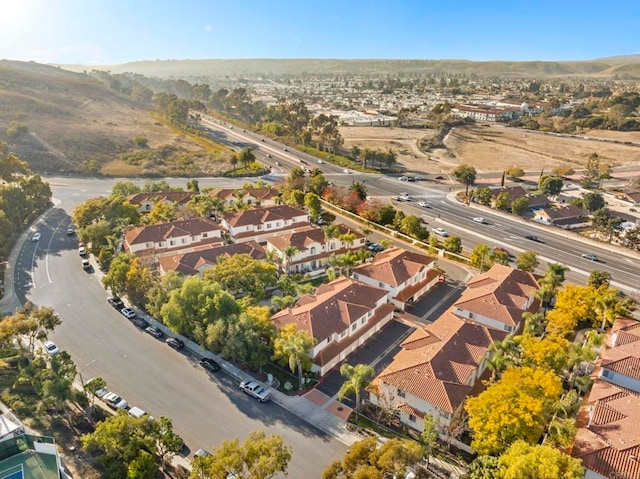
107,296,125,309
199,357,221,373
166,337,185,351
131,317,149,329
525,235,540,242
145,326,164,338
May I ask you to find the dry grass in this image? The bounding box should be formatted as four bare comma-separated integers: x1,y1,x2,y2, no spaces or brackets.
341,123,640,174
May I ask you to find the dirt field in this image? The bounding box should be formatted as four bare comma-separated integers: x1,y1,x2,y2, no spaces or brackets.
340,124,640,174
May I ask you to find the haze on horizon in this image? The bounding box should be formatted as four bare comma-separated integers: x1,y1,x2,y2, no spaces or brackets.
0,0,638,66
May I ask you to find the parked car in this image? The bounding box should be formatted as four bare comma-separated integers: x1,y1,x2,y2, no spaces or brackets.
166,337,185,351
107,296,124,309
103,392,128,410
32,232,41,242
239,381,271,402
145,326,164,338
132,317,149,329
120,308,136,319
128,406,148,418
581,253,599,261
85,378,108,398
43,340,59,355
367,243,385,253
193,449,211,458
432,227,449,237
78,246,87,256
82,258,91,270
199,357,220,373
66,227,74,235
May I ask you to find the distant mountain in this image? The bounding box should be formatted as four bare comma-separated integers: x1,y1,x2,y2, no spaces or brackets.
594,53,640,65
59,57,640,79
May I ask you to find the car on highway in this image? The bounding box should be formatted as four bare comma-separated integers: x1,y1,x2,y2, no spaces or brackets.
581,253,599,261
343,169,351,174
107,296,124,310
317,159,324,164
525,235,540,242
472,217,485,224
399,176,409,181
432,227,449,237
260,138,265,142
283,147,288,151
103,392,128,410
145,326,164,338
43,340,59,355
492,246,510,256
239,381,271,402
32,232,41,242
132,317,149,329
166,337,185,350
199,357,221,373
120,308,136,319
417,201,430,208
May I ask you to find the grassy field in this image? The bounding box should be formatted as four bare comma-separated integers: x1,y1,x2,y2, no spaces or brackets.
341,123,640,175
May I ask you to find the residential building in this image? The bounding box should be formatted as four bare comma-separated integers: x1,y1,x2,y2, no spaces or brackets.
571,317,640,479
271,277,395,376
0,411,61,478
123,217,223,255
210,187,280,207
368,313,507,445
126,191,196,213
351,247,443,310
221,205,310,244
533,205,589,229
452,103,521,122
488,186,528,206
266,224,365,276
157,241,266,276
452,264,540,333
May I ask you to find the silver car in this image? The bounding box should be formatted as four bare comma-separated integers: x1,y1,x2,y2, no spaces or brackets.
239,381,271,402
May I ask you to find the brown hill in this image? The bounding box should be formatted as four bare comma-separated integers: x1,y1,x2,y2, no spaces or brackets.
0,60,231,176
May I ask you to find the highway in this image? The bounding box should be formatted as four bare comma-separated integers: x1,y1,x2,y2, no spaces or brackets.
199,116,640,293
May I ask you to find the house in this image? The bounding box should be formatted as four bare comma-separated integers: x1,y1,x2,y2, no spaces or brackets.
266,224,365,276
157,241,266,276
618,191,640,204
351,248,443,310
571,317,640,479
126,191,196,213
221,205,310,244
452,104,521,122
533,205,589,229
526,193,549,211
271,277,395,376
210,187,280,207
452,264,540,333
488,186,528,207
0,411,61,478
368,313,507,442
123,217,223,255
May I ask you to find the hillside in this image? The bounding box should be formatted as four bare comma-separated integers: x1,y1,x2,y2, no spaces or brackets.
0,60,232,176
59,57,640,79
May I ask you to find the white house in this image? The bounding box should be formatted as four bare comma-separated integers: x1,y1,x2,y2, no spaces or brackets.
221,205,310,244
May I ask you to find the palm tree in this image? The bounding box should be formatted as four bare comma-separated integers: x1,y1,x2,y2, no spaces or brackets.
273,326,314,391
271,295,297,312
323,224,340,241
230,155,239,172
282,245,299,273
339,232,357,251
351,145,361,162
349,182,367,201
338,363,375,420
594,290,635,330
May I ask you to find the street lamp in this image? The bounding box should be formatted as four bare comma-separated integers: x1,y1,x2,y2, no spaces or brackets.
77,359,97,392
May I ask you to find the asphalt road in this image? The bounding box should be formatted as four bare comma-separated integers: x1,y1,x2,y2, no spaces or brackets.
18,178,347,478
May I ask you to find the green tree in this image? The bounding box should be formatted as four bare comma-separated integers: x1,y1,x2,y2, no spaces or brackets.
495,192,511,211
453,164,477,196
127,450,157,479
205,254,278,301
399,215,428,240
134,136,148,148
505,166,525,181
470,244,492,271
443,235,462,253
272,324,315,390
230,155,239,172
111,181,142,197
337,363,375,419
103,253,135,297
582,192,605,212
516,251,539,272
587,270,611,288
84,376,106,414
474,187,493,206
349,181,367,201
467,455,499,479
420,413,439,465
304,192,321,221
152,416,184,470
511,196,529,216
239,147,256,168
190,430,292,479
538,175,564,195
498,440,584,479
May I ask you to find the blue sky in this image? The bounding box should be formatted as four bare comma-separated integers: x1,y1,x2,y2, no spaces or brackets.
0,0,638,65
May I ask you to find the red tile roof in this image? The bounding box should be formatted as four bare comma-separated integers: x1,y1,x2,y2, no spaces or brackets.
126,191,196,207
210,187,280,202
373,312,507,413
223,205,307,228
352,247,436,287
454,264,539,327
157,241,266,275
271,277,388,343
124,217,222,248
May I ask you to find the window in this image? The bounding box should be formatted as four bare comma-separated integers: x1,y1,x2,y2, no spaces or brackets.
330,243,335,250
397,389,405,398
169,240,175,246
351,323,357,331
267,223,271,229
276,222,281,228
504,325,513,332
468,312,474,319
602,369,612,379
379,282,384,288
409,415,416,422
340,331,346,339
310,247,316,255
202,233,208,238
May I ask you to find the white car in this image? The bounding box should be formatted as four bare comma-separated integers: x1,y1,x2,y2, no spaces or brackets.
318,160,324,164
581,253,599,261
85,378,109,398
472,217,485,224
343,169,351,174
239,381,271,402
120,308,136,319
103,392,128,410
417,201,430,208
32,232,41,242
43,340,59,355
432,227,449,237
78,246,87,256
